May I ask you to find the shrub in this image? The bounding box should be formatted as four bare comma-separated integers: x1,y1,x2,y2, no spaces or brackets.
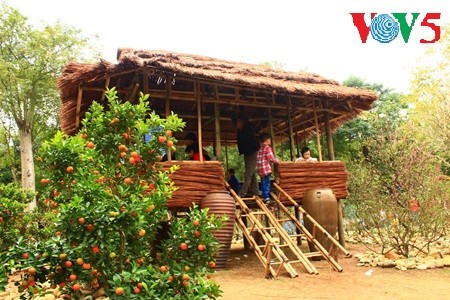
1,88,223,299
0,183,33,252
346,128,450,257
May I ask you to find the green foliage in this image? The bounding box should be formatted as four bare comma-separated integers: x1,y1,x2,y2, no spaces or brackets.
1,89,222,299
346,127,450,257
0,183,33,252
333,76,408,160
0,2,95,192
406,25,449,174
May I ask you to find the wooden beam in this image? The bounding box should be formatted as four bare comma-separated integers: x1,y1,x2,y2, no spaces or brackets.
312,99,323,162
75,86,83,129
196,83,204,162
143,71,149,95
165,77,171,116
268,108,276,155
165,78,172,161
100,77,110,102
224,143,229,171
130,83,140,103
214,103,222,160
287,107,295,161
324,101,335,161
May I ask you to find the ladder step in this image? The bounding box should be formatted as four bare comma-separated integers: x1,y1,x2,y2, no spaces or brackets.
304,252,323,258
242,197,256,201
262,227,276,230
251,212,267,215
288,234,304,237
288,260,303,264
277,218,291,222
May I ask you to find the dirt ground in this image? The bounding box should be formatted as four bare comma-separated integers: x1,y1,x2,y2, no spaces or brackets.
211,243,450,300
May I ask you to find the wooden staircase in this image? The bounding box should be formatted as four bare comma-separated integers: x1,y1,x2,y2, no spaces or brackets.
225,182,351,279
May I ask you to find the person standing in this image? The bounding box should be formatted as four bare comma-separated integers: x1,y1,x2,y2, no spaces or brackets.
232,107,260,197
256,133,280,203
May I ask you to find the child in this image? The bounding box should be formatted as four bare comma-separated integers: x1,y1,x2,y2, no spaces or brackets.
185,144,201,160
227,169,241,193
256,133,280,203
296,146,318,162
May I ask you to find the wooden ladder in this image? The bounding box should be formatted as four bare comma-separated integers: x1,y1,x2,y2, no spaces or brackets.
226,182,319,278
272,182,352,265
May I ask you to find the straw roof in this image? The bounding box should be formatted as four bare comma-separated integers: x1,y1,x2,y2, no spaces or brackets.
58,49,378,144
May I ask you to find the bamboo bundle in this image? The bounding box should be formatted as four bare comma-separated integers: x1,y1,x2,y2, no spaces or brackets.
277,161,348,205
157,161,226,208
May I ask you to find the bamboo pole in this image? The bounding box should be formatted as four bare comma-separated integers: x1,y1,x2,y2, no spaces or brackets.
254,196,318,274
75,86,83,129
273,183,351,258
225,144,229,171
130,83,140,103
100,77,110,102
324,104,335,161
268,108,276,155
143,71,149,95
312,100,323,162
214,103,221,160
196,82,204,162
166,77,172,162
287,107,295,161
337,200,346,247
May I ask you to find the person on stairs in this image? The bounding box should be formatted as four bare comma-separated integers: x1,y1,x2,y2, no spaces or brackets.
231,107,260,198
256,133,280,203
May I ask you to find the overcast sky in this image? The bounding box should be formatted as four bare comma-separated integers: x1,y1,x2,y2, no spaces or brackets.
4,0,449,92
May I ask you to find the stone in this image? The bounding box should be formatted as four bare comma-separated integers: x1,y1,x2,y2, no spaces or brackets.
416,264,428,270
442,256,450,267
405,259,417,269
384,250,400,260
379,259,396,268
425,260,436,269
429,250,443,259
435,259,444,268
359,257,372,264
395,265,407,271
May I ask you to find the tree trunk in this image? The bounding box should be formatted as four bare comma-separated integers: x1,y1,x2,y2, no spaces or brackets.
19,123,36,209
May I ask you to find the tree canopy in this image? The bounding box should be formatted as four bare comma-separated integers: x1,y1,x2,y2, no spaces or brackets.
0,3,94,205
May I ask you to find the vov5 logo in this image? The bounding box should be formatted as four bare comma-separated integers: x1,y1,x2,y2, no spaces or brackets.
351,13,441,43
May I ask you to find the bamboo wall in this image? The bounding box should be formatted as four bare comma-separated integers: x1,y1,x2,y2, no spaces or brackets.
277,161,348,204
157,161,226,208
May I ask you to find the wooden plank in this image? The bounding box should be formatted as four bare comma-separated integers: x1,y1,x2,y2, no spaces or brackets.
197,83,204,162
214,102,221,160
312,99,322,162
75,86,83,129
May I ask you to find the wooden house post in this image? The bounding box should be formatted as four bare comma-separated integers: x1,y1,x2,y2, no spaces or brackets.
312,100,323,162
214,86,222,160
166,77,172,161
268,108,276,155
196,82,204,162
323,101,335,161
287,107,295,161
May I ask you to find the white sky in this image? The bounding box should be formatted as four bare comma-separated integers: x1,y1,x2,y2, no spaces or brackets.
4,0,449,92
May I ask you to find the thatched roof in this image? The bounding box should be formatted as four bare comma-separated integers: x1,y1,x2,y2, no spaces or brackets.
58,49,378,146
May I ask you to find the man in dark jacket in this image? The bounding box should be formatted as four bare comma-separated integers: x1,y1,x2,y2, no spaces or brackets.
232,107,260,197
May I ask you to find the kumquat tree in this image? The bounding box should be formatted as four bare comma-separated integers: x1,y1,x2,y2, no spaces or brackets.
0,88,223,299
